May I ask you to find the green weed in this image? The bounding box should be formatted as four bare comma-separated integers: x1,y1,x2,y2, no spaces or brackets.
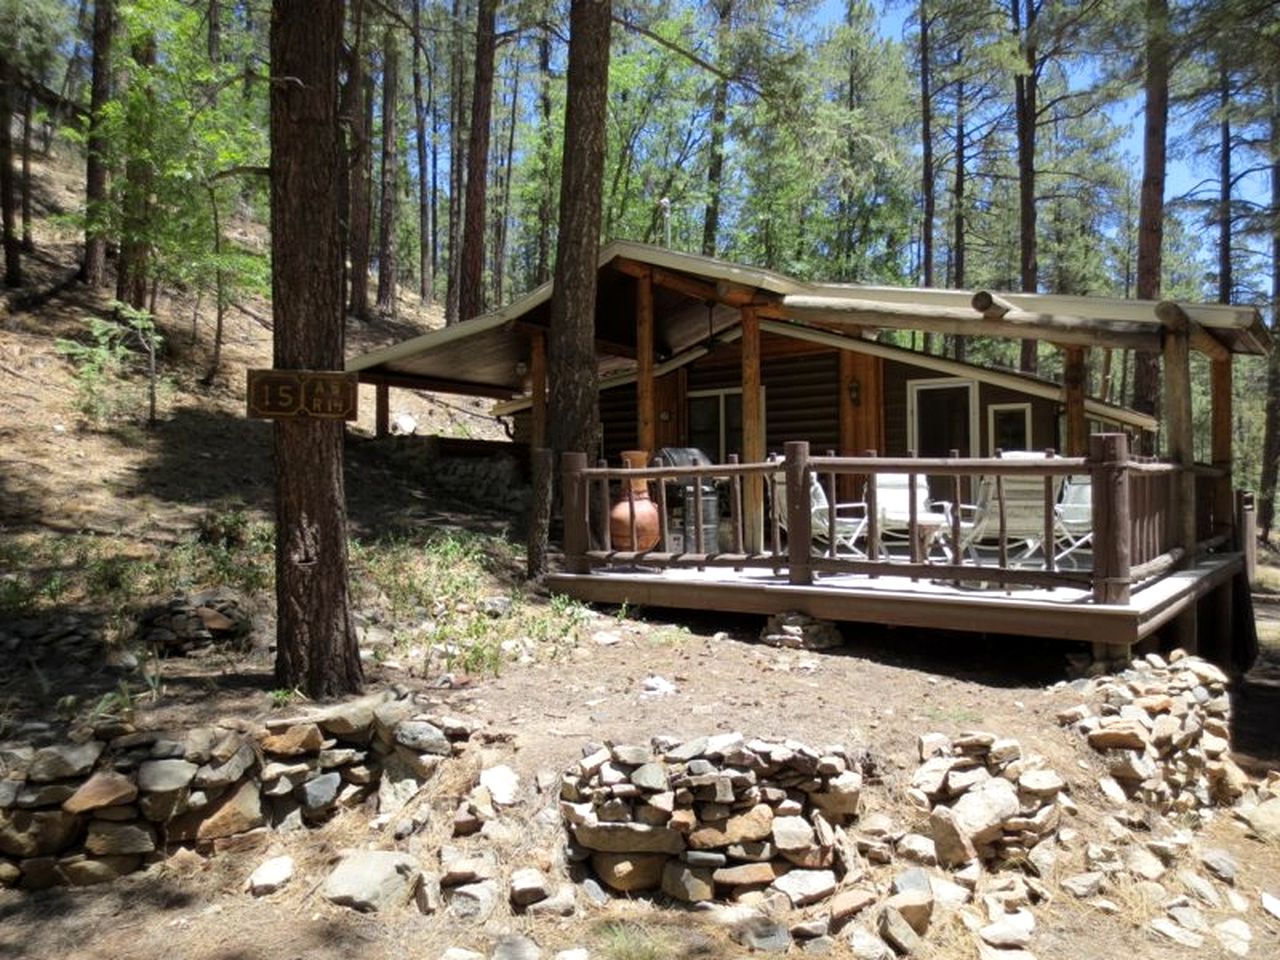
595,922,675,960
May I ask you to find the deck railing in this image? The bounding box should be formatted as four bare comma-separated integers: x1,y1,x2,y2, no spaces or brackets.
560,434,1234,605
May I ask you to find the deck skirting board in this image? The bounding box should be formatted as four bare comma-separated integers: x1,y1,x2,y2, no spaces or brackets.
546,554,1243,650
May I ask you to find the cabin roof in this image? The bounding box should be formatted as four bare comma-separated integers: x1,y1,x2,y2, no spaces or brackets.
346,240,1268,415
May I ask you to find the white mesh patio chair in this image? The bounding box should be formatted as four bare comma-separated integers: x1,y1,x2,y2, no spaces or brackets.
957,452,1064,564
1053,474,1093,565
772,463,869,557
871,472,951,559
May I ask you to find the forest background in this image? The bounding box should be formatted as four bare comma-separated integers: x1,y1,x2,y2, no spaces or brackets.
0,0,1277,512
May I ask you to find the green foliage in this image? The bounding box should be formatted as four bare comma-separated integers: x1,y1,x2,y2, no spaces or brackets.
55,305,171,425
595,921,675,960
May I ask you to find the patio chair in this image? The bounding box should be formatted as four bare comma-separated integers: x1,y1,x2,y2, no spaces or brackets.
772,464,869,557
1053,474,1093,565
870,472,951,559
957,452,1064,564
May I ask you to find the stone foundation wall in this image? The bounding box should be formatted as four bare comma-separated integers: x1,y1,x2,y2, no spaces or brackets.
0,691,476,890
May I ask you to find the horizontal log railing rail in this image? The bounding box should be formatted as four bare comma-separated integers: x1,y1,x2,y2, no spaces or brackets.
559,433,1235,606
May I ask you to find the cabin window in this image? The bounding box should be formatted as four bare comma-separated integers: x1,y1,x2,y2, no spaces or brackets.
988,403,1033,455
687,387,765,464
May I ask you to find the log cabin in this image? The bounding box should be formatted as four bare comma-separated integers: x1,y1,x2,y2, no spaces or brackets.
348,241,1270,665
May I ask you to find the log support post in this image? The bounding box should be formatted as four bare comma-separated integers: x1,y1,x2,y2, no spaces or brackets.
785,440,812,585
742,306,764,552
375,382,389,438
636,270,655,458
531,330,547,451
1160,306,1198,653
1090,432,1132,662
1063,346,1087,457
562,452,590,574
1211,355,1233,539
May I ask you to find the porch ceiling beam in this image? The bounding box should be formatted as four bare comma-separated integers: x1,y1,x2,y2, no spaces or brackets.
356,371,517,400
766,296,1162,353
613,256,775,309
511,319,637,359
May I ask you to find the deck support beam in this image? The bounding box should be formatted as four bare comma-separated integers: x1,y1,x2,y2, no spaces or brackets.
530,329,548,450
1063,347,1087,456
1161,306,1198,653
375,382,389,438
636,271,656,457
742,306,764,552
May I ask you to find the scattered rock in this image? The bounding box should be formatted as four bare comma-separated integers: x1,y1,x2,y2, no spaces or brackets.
480,765,521,806
1212,919,1251,958
732,915,792,953
510,867,552,906
448,878,500,920
491,935,541,960
247,855,294,895
321,850,421,912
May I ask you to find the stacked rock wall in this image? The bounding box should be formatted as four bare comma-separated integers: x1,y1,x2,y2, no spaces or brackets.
0,691,475,890
1054,650,1246,813
560,733,866,907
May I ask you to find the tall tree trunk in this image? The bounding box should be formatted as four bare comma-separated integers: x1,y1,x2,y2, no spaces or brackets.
534,27,554,285
268,0,362,698
702,0,731,259
1217,53,1231,305
347,19,373,319
1014,0,1038,372
80,0,113,286
919,1,935,353
430,33,440,284
459,0,496,321
20,86,33,253
548,0,610,461
1257,84,1280,539
952,66,966,362
445,0,469,324
413,0,433,303
492,48,520,305
0,53,19,287
116,34,157,311
375,27,399,316
1131,0,1170,441
208,0,222,62
204,186,226,383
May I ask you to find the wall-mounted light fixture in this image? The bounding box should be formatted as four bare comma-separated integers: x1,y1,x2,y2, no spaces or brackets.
848,378,861,406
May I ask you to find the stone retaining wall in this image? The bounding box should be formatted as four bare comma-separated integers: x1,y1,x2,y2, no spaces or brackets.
0,691,476,890
560,733,866,907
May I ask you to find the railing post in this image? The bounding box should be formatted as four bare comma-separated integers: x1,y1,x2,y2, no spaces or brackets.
1238,490,1257,586
785,441,812,585
1090,433,1131,605
562,452,590,574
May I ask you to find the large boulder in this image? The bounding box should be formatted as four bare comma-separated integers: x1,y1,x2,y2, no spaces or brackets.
321,850,422,912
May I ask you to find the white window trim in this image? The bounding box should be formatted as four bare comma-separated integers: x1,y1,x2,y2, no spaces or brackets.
687,386,766,463
987,402,1034,456
906,378,979,458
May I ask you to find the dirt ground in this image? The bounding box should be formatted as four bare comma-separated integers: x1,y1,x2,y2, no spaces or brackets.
3,148,1279,960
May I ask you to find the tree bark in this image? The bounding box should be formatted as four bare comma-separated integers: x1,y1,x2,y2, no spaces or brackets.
492,48,520,305
1216,52,1231,305
445,0,469,324
116,34,156,311
459,0,496,321
208,0,222,63
269,0,362,698
548,0,610,462
702,0,731,259
952,64,966,362
346,0,372,319
1014,0,1037,372
1257,83,1280,539
1131,0,1170,439
413,0,433,303
80,0,113,286
0,52,19,287
20,87,33,253
375,26,399,317
534,27,554,285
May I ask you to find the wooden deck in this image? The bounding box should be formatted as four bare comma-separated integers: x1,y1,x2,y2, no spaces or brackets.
547,553,1244,651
